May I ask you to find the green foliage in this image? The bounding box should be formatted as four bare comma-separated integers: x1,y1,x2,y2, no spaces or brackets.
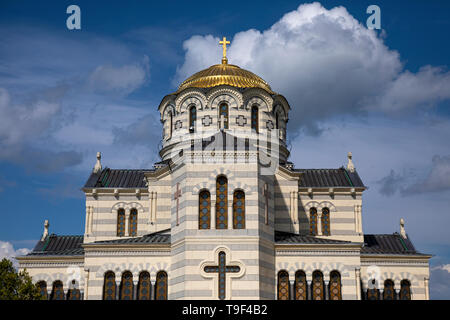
0,258,44,300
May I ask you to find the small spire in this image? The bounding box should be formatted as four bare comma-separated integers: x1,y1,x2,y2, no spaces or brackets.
400,218,407,239
347,151,355,173
93,152,102,173
41,220,49,241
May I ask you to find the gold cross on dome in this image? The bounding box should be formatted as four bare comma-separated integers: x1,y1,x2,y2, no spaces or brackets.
219,37,230,64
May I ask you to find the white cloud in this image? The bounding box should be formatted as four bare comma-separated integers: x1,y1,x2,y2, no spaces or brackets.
430,264,450,299
87,55,149,95
175,2,450,134
0,241,31,269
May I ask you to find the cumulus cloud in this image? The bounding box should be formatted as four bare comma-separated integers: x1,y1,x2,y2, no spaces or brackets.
88,55,149,95
174,2,450,135
0,241,31,269
430,264,450,299
113,113,161,146
0,87,83,172
377,155,450,196
404,155,450,194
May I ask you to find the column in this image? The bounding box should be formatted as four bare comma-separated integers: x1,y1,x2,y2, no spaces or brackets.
151,279,156,300
360,279,366,300
379,289,384,300
84,206,89,234
317,210,322,236
84,268,90,300
355,268,361,300
125,209,130,236
425,277,430,300
228,198,233,229
211,198,216,229
289,280,295,300
395,289,400,300
133,280,139,300
47,289,52,300
324,280,329,300
116,275,121,300
307,280,312,300
149,192,154,225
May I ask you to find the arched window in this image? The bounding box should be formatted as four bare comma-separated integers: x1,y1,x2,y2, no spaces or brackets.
367,279,379,300
329,271,342,300
199,190,211,229
310,208,318,236
129,208,138,236
233,190,245,229
383,280,395,300
251,106,259,132
277,271,290,300
219,103,229,129
36,281,47,300
67,280,81,300
120,271,133,300
50,280,64,300
295,271,307,300
137,271,151,300
321,207,330,236
155,271,168,300
399,280,411,300
216,176,228,229
103,271,116,300
189,106,196,132
312,271,324,300
117,208,125,236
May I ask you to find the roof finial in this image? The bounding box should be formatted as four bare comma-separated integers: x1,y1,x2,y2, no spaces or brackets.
347,151,355,173
219,36,230,64
93,152,102,173
400,218,407,239
41,220,49,241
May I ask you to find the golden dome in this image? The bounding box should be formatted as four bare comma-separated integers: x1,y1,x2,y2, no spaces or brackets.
177,62,274,94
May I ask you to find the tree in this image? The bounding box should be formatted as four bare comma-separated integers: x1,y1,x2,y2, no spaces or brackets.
0,258,43,300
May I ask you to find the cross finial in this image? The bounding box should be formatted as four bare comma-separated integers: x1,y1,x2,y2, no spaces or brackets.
219,37,230,64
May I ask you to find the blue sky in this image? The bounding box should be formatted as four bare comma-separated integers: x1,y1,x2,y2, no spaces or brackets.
0,0,449,298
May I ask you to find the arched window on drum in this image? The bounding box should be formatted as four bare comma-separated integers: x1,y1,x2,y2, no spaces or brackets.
219,103,229,129
199,190,211,229
232,190,245,229
216,176,228,229
251,106,259,132
189,106,196,133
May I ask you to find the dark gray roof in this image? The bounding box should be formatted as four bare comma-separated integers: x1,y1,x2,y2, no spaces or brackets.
90,230,171,245
84,168,152,188
27,234,84,256
297,167,365,188
275,231,352,245
362,233,427,255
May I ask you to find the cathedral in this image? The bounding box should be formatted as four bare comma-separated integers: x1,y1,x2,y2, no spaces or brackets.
17,38,431,300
